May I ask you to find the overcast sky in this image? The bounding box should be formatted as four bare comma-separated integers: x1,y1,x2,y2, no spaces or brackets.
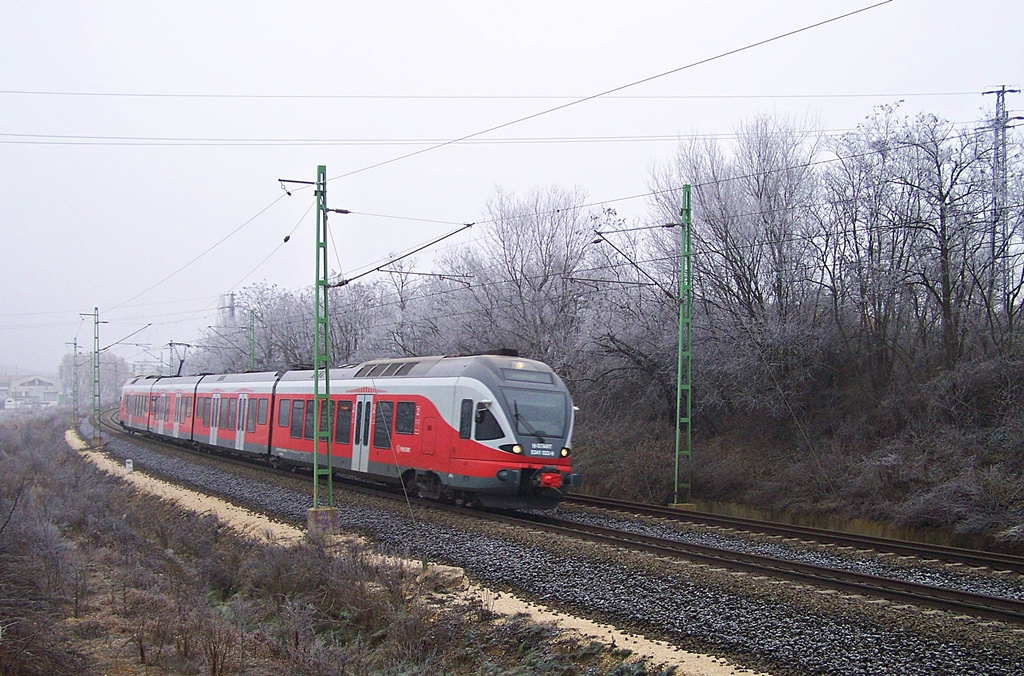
1,0,1021,375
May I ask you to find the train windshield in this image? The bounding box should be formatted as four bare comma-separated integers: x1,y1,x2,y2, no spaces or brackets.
505,389,567,439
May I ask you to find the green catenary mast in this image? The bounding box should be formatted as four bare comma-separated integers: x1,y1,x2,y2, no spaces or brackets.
249,309,256,371
92,307,102,447
312,165,333,509
674,186,693,506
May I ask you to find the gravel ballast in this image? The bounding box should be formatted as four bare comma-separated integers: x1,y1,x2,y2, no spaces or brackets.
93,426,1024,676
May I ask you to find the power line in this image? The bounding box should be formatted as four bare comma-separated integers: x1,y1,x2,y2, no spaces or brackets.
108,194,287,311
324,1,895,184
30,0,892,334
0,89,975,101
6,125,979,147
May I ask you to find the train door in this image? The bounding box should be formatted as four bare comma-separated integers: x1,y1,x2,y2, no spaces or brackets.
158,395,168,436
352,394,372,473
210,394,220,445
236,394,247,451
173,394,181,437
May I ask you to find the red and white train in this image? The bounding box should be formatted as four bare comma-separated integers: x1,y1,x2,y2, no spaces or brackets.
119,354,581,509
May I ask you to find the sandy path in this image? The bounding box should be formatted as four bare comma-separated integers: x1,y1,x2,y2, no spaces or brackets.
68,430,768,676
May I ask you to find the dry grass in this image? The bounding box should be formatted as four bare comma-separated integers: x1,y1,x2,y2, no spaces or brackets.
0,410,671,676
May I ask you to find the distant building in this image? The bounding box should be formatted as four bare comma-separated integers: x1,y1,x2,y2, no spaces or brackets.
1,375,64,409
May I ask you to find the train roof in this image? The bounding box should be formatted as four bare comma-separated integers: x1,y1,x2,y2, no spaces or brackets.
277,354,556,382
122,354,562,390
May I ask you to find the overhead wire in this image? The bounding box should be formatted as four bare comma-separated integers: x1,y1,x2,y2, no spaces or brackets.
108,194,288,312
0,89,977,101
4,124,985,147
323,1,895,184
61,0,901,358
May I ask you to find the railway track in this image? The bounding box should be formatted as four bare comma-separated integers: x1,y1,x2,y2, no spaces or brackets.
94,411,1024,626
486,510,1024,625
565,494,1024,576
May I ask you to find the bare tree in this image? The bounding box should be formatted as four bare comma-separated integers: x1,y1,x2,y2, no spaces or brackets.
438,186,595,375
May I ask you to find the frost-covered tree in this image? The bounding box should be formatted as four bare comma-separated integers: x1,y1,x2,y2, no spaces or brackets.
437,186,596,375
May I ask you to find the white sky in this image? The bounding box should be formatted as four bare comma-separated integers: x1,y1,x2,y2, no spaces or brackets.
1,0,1021,374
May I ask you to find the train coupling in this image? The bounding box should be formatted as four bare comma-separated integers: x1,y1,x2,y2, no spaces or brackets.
529,466,583,489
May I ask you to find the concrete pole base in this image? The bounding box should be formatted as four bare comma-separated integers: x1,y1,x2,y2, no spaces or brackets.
307,506,340,537
670,502,697,511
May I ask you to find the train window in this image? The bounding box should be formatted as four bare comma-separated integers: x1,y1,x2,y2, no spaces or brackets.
459,399,472,439
335,400,352,444
257,398,268,426
363,403,372,446
212,399,220,428
304,400,315,440
475,409,504,441
368,364,389,377
395,402,416,435
228,398,238,430
316,399,331,435
247,400,258,432
186,397,192,418
220,399,231,430
373,401,393,449
354,401,363,444
290,400,304,439
278,399,291,427
355,365,374,377
202,398,210,427
236,399,245,431
395,362,418,376
382,363,403,377
507,389,568,438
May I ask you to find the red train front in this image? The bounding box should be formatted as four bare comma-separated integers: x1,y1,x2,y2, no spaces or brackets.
120,354,580,510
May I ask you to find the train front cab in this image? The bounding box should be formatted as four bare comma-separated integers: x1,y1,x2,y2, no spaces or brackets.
445,356,581,509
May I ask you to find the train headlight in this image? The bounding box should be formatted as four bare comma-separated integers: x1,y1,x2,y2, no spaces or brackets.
512,444,523,454
560,447,570,458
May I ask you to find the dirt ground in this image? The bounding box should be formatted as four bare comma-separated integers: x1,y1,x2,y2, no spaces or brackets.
68,429,768,676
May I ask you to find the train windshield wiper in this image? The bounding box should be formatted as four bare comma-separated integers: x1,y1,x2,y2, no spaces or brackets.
513,401,546,440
